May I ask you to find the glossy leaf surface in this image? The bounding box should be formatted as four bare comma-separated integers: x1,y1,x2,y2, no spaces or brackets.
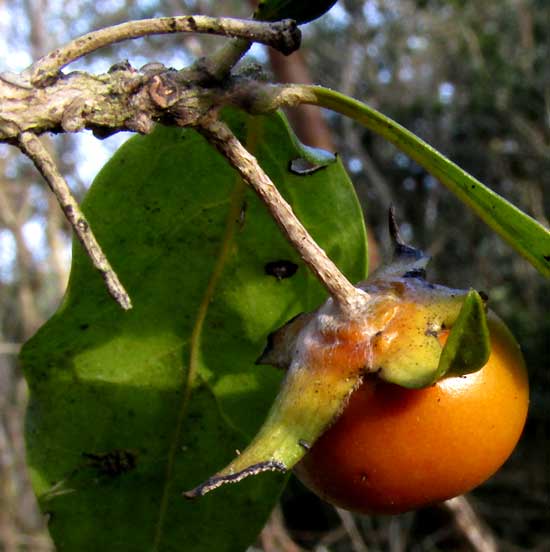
438,290,491,379
21,110,368,551
254,0,338,24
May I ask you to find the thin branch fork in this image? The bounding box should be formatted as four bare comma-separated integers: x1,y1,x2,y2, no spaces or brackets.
29,16,300,87
17,132,132,310
197,116,369,316
0,13,300,311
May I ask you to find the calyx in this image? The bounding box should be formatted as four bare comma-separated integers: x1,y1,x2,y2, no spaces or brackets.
184,212,490,498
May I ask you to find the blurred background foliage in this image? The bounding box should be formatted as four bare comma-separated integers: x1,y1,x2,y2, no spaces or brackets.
0,0,548,550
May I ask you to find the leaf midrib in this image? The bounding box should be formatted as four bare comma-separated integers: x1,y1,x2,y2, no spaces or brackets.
152,120,259,551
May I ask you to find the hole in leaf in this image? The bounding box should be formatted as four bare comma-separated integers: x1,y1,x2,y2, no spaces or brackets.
289,157,327,176
265,260,298,280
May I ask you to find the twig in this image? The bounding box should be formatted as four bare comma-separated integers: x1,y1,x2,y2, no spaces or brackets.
334,508,369,552
46,193,70,297
260,505,305,552
0,182,43,336
0,418,17,552
0,344,22,355
197,116,368,316
246,82,550,277
17,132,132,310
443,496,498,552
193,38,252,83
29,16,300,86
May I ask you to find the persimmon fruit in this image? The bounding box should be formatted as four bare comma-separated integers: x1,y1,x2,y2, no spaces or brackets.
294,314,529,515
185,216,530,513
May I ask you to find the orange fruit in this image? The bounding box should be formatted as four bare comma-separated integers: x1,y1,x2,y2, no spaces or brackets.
295,315,529,514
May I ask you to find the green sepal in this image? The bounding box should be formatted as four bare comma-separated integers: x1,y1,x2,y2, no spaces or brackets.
254,0,338,24
371,285,467,390
437,289,491,379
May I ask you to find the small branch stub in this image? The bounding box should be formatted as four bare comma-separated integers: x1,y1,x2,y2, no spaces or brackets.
18,132,132,310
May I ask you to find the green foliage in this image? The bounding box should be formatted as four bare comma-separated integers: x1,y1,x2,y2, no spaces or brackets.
254,0,338,23
20,110,367,551
438,290,490,379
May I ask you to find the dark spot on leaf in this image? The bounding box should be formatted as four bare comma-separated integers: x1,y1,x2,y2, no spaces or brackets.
544,255,550,262
82,449,137,478
265,260,298,280
79,323,89,330
288,157,327,176
237,201,247,229
478,290,489,302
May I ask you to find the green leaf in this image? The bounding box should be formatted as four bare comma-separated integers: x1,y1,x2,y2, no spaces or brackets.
254,0,338,24
305,86,550,277
21,109,367,551
437,290,491,379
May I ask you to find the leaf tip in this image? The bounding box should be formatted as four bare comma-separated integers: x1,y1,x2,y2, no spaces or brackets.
438,289,491,379
183,460,287,499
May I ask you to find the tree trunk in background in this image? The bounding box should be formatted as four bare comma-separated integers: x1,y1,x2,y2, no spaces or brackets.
268,50,335,152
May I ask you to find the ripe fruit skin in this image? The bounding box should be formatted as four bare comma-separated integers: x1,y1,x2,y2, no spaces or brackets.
294,315,529,515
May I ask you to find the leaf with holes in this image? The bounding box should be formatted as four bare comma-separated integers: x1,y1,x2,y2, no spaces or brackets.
21,109,368,551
